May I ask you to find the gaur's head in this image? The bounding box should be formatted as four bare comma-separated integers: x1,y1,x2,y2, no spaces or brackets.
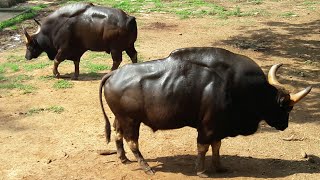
264,64,311,131
23,19,43,60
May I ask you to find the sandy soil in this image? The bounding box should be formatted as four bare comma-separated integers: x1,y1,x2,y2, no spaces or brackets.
0,1,319,179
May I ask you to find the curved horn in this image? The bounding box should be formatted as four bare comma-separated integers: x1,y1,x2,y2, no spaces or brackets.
289,86,312,106
33,19,41,35
34,19,41,26
22,26,31,43
268,63,283,86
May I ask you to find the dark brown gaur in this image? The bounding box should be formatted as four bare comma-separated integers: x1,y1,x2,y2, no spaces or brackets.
23,3,138,80
99,47,312,177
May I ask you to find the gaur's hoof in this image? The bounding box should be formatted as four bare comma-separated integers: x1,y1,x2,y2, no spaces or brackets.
54,73,60,79
121,158,132,164
197,171,209,178
144,168,155,175
71,76,78,80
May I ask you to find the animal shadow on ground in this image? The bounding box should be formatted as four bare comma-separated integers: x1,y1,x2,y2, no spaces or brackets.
59,72,107,81
145,154,320,178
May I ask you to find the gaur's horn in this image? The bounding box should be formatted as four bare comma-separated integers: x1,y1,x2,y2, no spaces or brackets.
22,26,31,43
34,19,41,26
33,19,41,35
289,86,312,106
268,63,283,86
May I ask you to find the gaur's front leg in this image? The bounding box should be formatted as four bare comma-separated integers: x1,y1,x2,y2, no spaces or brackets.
53,49,64,78
195,143,210,178
53,59,61,78
211,140,228,173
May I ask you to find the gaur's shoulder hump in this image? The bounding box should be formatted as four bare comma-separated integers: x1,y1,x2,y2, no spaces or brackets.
49,3,94,18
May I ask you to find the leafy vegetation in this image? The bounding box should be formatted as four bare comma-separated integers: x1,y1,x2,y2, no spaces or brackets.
27,105,65,115
53,79,74,89
280,11,298,18
84,62,110,73
38,75,55,81
0,4,48,30
23,62,51,71
0,62,20,72
63,0,257,19
6,55,25,62
0,82,36,94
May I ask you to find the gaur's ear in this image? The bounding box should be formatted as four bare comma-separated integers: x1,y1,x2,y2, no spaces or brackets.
22,26,31,43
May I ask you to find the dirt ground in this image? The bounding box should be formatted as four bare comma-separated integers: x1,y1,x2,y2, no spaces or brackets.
0,1,319,179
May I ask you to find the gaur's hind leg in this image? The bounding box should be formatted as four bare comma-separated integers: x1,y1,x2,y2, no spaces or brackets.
211,140,228,173
113,117,130,163
72,59,80,80
110,50,122,70
123,120,155,175
125,45,137,63
195,143,210,178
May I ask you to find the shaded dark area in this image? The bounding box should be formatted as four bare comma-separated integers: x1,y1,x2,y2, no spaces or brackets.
145,154,320,178
217,20,319,125
0,109,27,131
220,20,320,62
60,72,107,81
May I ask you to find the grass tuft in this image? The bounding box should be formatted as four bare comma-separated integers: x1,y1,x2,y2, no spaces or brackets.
23,62,50,71
26,105,64,116
53,80,74,89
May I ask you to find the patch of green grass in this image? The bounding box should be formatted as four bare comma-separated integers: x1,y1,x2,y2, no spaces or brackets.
0,4,47,30
46,106,65,114
0,65,4,74
23,62,50,71
14,75,33,82
0,62,20,72
27,107,45,115
280,12,298,18
64,0,252,19
53,80,74,89
7,55,25,62
113,0,141,13
248,0,263,5
0,83,36,94
85,62,110,73
302,1,319,11
38,75,55,81
245,9,270,17
88,52,110,60
26,105,65,116
86,72,100,78
0,74,7,81
0,74,35,94
303,1,317,6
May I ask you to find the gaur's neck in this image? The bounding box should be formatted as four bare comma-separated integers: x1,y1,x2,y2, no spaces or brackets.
36,33,57,60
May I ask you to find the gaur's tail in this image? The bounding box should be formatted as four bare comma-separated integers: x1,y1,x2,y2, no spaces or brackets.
99,72,114,144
